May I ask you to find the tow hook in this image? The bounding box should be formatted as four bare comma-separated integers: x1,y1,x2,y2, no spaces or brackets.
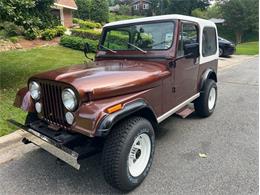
22,137,31,145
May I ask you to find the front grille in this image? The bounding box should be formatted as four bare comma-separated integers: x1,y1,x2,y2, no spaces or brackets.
39,81,66,126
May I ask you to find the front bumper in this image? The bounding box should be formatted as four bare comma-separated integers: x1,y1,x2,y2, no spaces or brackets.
8,120,81,170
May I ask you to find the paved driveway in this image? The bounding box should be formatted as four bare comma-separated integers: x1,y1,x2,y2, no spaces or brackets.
0,57,258,194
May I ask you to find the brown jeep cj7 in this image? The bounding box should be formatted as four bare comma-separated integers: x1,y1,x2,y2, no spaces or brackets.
10,15,218,191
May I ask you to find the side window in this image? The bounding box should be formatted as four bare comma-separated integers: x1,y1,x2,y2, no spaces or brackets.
202,27,217,57
177,23,198,57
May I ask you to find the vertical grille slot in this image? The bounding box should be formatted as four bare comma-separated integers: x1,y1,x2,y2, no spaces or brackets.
40,81,66,126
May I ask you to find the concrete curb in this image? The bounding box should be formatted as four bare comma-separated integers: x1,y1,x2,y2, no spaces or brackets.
0,130,26,149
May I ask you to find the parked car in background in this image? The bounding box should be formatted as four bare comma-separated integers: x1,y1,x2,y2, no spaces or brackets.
218,36,236,57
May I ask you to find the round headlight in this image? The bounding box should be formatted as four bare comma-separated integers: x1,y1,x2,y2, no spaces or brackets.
29,81,40,100
62,88,77,111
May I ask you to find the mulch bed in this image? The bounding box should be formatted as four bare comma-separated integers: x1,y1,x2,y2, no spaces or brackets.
0,37,61,52
18,37,60,49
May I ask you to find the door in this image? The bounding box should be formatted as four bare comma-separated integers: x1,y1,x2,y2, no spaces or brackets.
174,22,200,105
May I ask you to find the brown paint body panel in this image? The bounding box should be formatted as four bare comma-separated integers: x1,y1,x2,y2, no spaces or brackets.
13,18,218,137
30,60,170,101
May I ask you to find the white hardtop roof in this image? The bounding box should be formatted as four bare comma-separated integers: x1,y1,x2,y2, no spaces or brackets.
104,14,216,28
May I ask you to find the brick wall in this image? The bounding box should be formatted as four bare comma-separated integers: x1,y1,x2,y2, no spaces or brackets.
63,8,73,27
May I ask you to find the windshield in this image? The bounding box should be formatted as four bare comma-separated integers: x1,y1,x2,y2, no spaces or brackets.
100,21,175,52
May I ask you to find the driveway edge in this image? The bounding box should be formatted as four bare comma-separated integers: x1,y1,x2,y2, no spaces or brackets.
0,130,25,149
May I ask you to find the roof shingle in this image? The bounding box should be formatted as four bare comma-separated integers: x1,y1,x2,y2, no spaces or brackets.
54,0,77,10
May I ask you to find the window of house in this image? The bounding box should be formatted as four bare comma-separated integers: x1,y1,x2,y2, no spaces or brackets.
133,4,139,10
202,27,217,57
143,3,149,9
177,23,198,57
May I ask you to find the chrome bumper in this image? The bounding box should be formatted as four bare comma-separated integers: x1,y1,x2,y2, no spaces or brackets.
8,120,80,170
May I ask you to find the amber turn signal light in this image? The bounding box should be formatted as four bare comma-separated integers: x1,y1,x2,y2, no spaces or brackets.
107,104,123,114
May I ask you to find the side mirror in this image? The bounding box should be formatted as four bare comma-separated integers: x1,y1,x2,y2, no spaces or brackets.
83,43,93,61
184,43,199,59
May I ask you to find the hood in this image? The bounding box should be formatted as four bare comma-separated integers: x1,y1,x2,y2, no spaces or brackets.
31,60,170,100
218,37,233,45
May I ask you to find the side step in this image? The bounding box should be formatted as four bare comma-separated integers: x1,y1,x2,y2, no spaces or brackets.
176,106,195,119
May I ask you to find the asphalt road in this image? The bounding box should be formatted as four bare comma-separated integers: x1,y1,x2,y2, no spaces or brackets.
0,57,258,195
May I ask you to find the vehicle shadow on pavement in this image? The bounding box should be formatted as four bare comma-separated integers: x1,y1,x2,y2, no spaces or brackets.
2,148,123,194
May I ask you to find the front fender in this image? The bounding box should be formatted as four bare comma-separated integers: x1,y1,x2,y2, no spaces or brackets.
95,99,156,136
14,87,34,112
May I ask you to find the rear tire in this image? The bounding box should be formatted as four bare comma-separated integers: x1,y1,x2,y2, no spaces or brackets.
102,116,155,192
195,79,217,117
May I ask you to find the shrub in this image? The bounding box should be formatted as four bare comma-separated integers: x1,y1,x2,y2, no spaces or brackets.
41,26,66,40
24,28,39,40
41,29,57,40
55,26,66,36
108,13,140,22
73,18,102,29
9,36,19,43
1,22,24,37
71,29,101,40
0,0,58,35
60,35,98,51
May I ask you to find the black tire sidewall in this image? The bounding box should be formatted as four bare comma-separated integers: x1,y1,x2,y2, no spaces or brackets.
219,47,224,57
120,120,155,190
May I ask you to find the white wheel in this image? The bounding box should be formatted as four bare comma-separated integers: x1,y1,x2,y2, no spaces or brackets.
208,87,216,110
128,133,151,177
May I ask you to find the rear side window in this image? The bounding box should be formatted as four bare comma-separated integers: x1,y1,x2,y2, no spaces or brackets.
177,23,198,57
202,27,217,57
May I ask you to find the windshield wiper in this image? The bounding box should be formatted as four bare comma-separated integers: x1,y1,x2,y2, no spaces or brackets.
127,42,147,54
100,44,117,54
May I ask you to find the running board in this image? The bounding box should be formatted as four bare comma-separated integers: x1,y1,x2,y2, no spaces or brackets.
157,93,200,123
176,106,195,119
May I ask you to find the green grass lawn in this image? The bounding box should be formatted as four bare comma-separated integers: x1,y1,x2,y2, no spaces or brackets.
0,46,91,136
235,42,259,55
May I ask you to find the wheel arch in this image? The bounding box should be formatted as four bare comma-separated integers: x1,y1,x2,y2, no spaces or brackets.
95,99,158,137
199,69,217,91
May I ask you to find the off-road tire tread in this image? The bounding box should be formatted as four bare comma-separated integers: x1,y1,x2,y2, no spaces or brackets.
102,116,150,191
195,79,217,117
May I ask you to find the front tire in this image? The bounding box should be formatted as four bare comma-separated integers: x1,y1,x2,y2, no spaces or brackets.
102,116,155,192
195,79,217,117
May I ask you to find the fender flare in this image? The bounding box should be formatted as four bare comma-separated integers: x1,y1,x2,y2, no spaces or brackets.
199,68,217,91
95,99,157,136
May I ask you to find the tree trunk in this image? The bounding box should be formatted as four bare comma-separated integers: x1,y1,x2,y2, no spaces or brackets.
235,31,243,44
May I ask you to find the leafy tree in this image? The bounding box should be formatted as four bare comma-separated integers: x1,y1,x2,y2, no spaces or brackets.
192,4,222,19
118,4,131,15
74,0,91,20
0,0,58,31
167,0,210,15
220,0,259,43
90,0,109,23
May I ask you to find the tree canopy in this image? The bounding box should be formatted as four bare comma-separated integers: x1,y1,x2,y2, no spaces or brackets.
167,0,210,15
219,0,259,43
0,0,57,30
74,0,91,20
90,0,109,23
